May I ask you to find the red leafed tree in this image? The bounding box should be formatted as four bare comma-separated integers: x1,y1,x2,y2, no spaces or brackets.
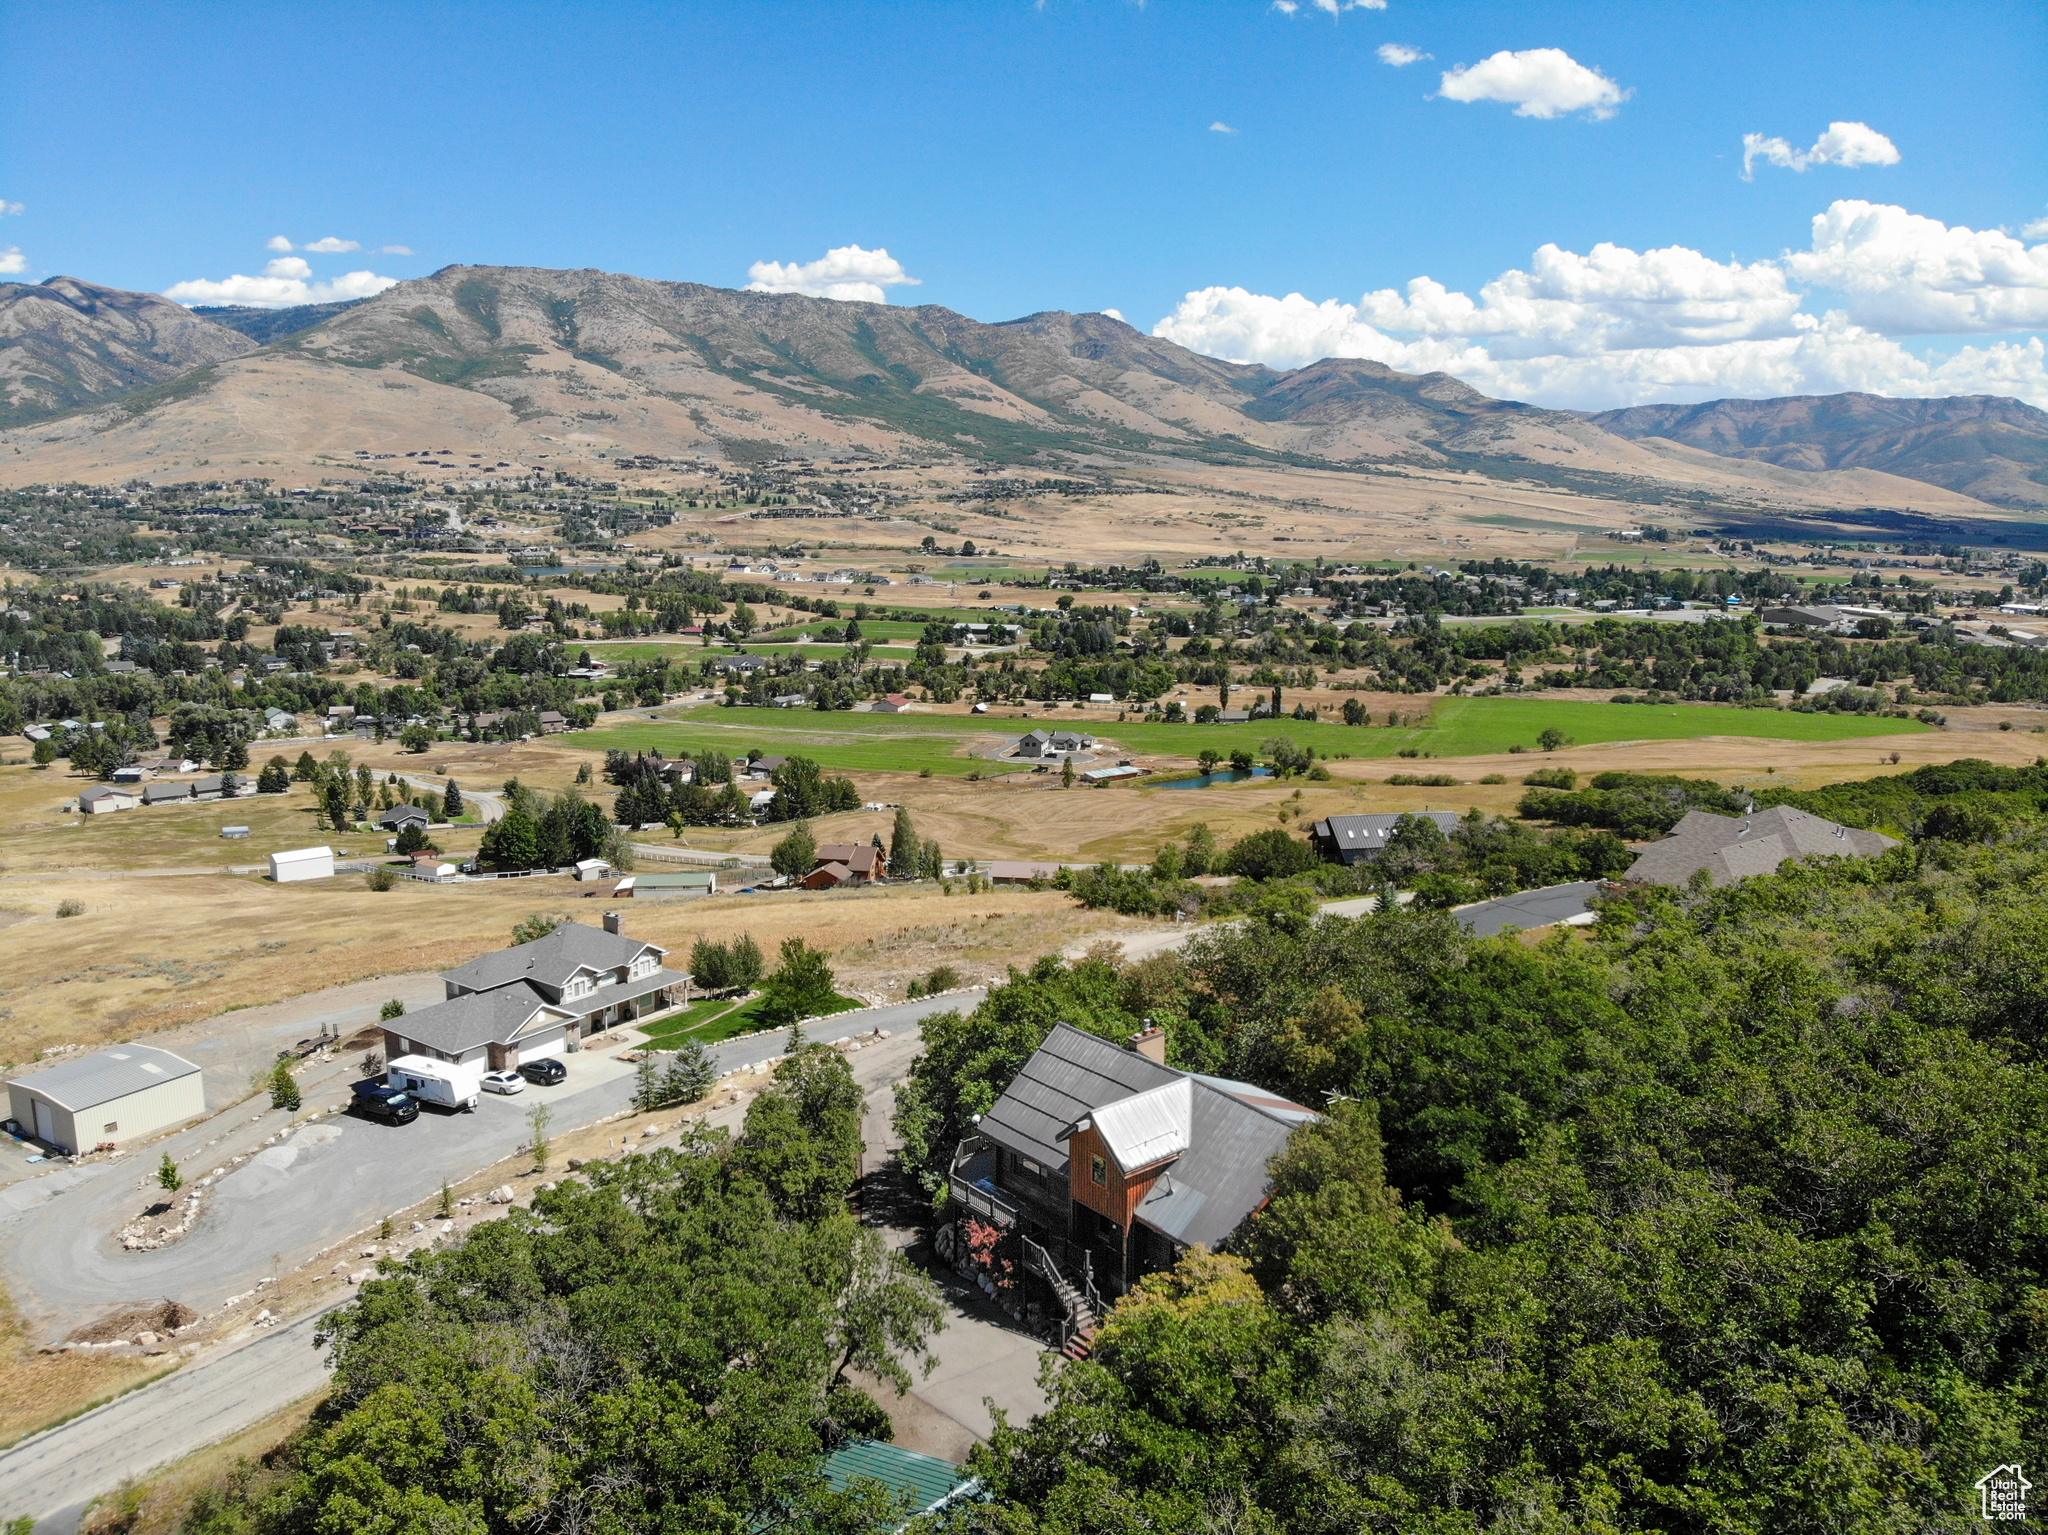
962,1217,1016,1292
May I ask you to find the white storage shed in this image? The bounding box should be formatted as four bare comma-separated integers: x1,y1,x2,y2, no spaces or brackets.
6,1046,204,1154
270,845,335,882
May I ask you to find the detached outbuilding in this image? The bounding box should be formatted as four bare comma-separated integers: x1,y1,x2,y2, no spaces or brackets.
6,1045,204,1154
270,846,336,882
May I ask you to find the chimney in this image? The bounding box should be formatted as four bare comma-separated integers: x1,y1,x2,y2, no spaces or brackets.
1128,1026,1167,1064
602,910,623,936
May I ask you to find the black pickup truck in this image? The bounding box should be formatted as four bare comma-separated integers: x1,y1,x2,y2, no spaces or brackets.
349,1081,420,1125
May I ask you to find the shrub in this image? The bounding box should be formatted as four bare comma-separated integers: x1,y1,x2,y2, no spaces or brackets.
1222,828,1320,882
380,998,405,1020
1387,773,1456,787
365,867,397,891
54,899,83,918
1522,767,1578,790
1479,773,1508,785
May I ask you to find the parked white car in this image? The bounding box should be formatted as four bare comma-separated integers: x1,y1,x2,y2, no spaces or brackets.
480,1069,525,1095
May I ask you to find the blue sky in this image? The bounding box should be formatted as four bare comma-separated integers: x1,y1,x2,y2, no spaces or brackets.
2,0,2044,407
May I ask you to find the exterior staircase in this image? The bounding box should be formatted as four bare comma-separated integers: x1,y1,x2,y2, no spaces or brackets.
1024,1237,1100,1360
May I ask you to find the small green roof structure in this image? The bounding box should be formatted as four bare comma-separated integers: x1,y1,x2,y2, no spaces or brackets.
822,1440,979,1528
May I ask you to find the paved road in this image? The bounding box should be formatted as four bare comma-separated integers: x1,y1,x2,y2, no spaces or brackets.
1455,881,1603,937
0,998,974,1531
2,1308,338,1534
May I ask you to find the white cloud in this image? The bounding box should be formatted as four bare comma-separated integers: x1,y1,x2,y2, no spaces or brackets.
744,244,920,304
1742,121,1899,180
1210,121,1238,134
379,244,415,255
1102,308,1126,322
266,235,295,252
1438,48,1630,120
163,266,401,308
1148,199,2048,410
1787,200,2048,333
0,200,23,218
302,236,361,253
1270,1,1297,13
1377,43,1429,66
0,248,26,275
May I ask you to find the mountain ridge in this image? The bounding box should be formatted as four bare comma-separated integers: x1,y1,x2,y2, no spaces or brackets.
0,276,257,428
0,266,2031,528
1581,392,2048,508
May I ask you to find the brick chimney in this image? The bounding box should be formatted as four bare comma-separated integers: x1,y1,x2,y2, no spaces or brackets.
602,911,624,936
1128,1026,1167,1064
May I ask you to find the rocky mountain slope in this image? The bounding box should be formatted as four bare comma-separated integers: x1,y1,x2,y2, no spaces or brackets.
0,269,2018,524
0,277,257,428
190,297,367,346
1584,393,2048,508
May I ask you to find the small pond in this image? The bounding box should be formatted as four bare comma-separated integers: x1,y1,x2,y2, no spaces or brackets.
1159,768,1274,789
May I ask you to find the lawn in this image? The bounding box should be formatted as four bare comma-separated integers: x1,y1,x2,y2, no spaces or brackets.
566,697,1927,778
639,991,864,1047
563,714,998,776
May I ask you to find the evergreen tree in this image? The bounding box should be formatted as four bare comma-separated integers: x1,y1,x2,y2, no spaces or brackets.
157,1153,182,1194
292,750,318,782
661,1040,716,1105
442,779,463,818
888,806,919,877
269,1060,301,1112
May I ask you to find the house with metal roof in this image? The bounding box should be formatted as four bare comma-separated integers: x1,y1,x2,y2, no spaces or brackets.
1309,810,1462,865
949,1023,1316,1337
6,1045,204,1154
439,913,688,1040
1622,805,1898,888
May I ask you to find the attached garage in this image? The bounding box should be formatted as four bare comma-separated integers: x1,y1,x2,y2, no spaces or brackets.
6,1046,205,1155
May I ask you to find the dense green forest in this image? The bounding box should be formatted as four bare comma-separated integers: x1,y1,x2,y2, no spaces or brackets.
901,839,2047,1533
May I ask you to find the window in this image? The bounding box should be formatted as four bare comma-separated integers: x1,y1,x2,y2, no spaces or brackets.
1090,1155,1107,1187
103,1121,118,1133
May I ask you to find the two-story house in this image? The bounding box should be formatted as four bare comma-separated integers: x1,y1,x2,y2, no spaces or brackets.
382,915,688,1071
950,1023,1317,1331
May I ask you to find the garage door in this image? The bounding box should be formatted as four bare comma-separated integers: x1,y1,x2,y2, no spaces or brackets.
520,1031,567,1061
32,1098,55,1145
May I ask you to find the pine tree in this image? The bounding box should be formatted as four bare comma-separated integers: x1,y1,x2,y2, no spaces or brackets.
270,1059,301,1112
633,1053,662,1112
662,1040,715,1105
157,1153,182,1194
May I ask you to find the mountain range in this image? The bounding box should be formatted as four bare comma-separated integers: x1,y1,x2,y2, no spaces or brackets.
1584,394,2048,509
0,268,2042,516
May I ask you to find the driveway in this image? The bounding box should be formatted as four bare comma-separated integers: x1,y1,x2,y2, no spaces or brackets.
0,993,981,1339
0,994,981,1531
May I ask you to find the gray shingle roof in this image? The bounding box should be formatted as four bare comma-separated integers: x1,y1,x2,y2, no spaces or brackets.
981,1024,1315,1250
442,922,666,994
390,986,575,1055
1623,805,1898,887
378,804,430,829
8,1045,200,1111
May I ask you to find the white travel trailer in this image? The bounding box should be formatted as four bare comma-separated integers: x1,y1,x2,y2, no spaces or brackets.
385,1054,483,1112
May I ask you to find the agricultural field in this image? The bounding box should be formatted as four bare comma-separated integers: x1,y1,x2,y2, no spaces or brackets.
568,695,1933,779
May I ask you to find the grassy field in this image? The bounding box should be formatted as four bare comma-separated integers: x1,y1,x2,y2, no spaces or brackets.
563,717,997,776
569,697,1930,774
